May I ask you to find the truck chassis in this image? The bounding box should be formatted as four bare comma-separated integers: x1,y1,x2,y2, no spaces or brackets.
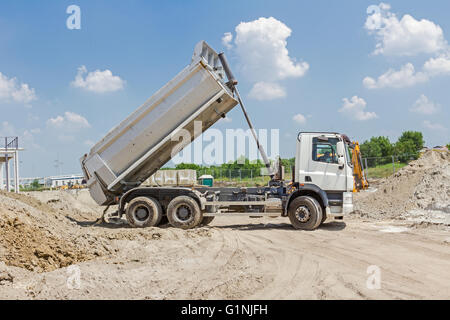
114,182,343,231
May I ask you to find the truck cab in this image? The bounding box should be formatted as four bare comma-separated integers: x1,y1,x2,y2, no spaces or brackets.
287,132,354,224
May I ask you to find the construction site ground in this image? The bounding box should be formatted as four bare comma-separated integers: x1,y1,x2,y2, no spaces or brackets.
0,151,449,299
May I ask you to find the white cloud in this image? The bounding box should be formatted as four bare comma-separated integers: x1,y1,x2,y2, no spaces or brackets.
71,65,125,93
47,111,90,130
410,94,439,115
423,120,447,131
423,54,450,76
233,17,309,82
225,17,308,100
248,82,286,101
0,72,37,104
0,121,16,136
365,4,447,56
339,96,378,121
363,63,428,89
222,32,233,50
221,116,232,123
292,113,306,124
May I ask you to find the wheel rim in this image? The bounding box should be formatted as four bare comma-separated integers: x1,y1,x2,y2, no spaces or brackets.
135,205,150,221
295,205,311,222
175,204,192,221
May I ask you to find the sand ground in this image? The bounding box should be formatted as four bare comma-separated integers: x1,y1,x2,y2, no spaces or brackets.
0,151,449,299
1,199,449,299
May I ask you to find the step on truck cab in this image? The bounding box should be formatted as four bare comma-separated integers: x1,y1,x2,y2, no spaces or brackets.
81,41,353,231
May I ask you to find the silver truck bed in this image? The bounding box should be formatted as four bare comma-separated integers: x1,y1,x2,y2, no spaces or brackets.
81,41,238,205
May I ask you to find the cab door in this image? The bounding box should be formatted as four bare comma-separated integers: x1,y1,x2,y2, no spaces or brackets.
305,136,347,191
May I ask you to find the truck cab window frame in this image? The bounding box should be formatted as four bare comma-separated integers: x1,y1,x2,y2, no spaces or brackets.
312,137,339,164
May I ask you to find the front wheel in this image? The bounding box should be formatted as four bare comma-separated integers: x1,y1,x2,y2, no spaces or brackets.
288,196,323,230
167,196,203,229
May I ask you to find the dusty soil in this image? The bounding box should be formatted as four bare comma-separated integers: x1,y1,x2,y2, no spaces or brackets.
0,151,449,299
354,151,450,222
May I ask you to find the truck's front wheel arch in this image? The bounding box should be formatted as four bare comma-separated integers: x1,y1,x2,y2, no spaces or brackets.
285,187,328,218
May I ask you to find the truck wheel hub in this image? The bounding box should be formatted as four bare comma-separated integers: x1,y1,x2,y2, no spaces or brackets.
135,207,150,221
295,206,310,222
176,205,191,220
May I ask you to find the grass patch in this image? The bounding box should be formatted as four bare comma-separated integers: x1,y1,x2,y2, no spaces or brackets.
366,162,408,179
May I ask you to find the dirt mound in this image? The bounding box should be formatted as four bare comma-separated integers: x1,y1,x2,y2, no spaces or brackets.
0,192,113,272
354,151,450,219
0,215,95,272
0,189,217,274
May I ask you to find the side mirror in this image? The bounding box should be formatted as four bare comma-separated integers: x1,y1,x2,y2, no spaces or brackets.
336,141,345,169
336,141,345,157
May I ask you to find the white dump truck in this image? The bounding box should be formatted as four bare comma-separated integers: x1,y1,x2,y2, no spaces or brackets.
81,41,354,230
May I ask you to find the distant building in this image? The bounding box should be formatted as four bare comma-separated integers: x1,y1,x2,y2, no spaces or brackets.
45,174,84,188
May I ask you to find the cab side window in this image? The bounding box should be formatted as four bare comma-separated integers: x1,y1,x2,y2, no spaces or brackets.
312,138,339,164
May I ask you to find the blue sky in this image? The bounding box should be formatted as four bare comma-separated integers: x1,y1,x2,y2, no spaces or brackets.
0,0,449,177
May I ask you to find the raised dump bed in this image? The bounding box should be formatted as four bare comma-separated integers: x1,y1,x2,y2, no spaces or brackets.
81,41,238,205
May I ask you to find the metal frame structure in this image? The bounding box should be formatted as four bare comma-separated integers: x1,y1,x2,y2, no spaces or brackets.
0,137,23,193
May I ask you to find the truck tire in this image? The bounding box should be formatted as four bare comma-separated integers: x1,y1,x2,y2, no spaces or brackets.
288,196,323,230
126,197,163,228
200,216,215,226
167,196,203,229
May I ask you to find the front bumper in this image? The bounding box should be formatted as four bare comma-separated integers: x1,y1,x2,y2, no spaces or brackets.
324,192,353,220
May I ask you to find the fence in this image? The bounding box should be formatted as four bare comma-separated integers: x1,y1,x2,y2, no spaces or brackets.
193,167,293,186
361,153,419,179
171,152,420,185
1,137,19,150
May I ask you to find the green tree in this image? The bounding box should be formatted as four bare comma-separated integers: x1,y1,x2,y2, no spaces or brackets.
360,136,393,166
395,140,418,162
31,179,40,190
397,131,424,151
175,163,201,170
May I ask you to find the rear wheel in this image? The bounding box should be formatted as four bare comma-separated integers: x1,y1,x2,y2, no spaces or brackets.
126,197,163,228
167,196,203,229
288,196,323,230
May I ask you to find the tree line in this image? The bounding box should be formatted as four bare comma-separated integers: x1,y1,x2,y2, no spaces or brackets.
170,156,296,179
360,131,424,166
